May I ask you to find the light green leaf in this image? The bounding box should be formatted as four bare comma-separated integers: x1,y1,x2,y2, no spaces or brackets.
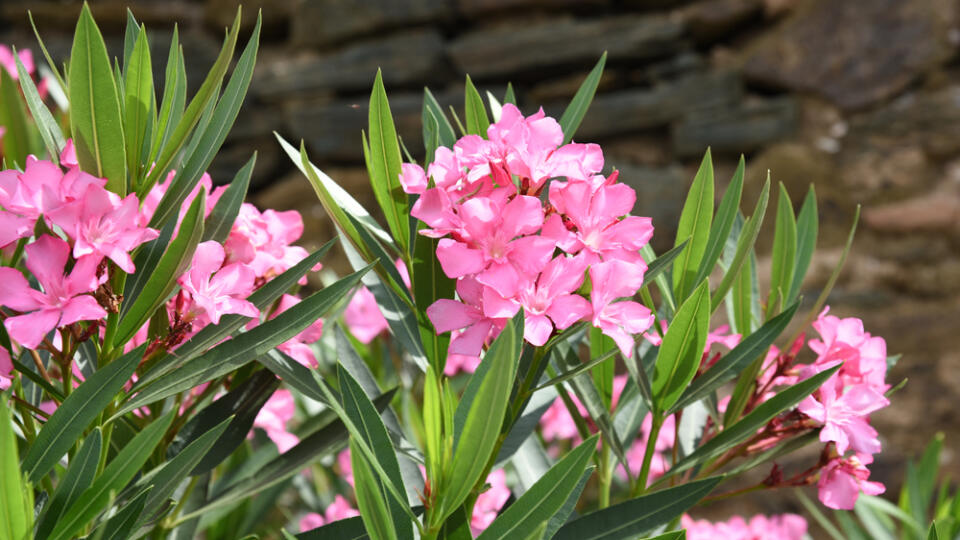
693,155,744,286
673,149,714,300
366,69,410,254
148,26,186,177
0,64,31,168
35,428,102,539
423,87,456,148
767,183,797,318
652,279,711,413
123,24,154,182
503,83,517,106
22,346,142,483
711,176,770,313
559,52,606,144
788,185,818,303
203,153,256,243
464,75,490,137
351,439,400,540
0,396,32,540
14,51,65,159
69,4,127,194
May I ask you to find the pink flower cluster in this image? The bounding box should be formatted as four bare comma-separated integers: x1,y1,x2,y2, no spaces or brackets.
402,104,654,362
681,513,808,540
796,308,890,509
298,495,361,532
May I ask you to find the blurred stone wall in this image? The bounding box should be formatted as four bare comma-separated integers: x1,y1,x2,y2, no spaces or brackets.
3,0,960,506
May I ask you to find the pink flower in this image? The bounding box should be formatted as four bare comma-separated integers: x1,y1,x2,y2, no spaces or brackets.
810,307,888,392
540,396,582,443
0,157,104,220
0,45,33,80
265,294,324,368
0,347,12,390
324,494,360,522
59,140,78,168
470,469,510,536
343,286,388,344
513,254,592,346
139,171,225,230
0,209,35,248
798,375,888,456
337,448,354,486
589,259,654,358
818,455,885,510
443,353,481,376
299,512,326,532
427,277,507,358
399,162,428,194
252,389,298,453
0,235,106,348
48,184,159,273
177,241,258,325
681,513,808,540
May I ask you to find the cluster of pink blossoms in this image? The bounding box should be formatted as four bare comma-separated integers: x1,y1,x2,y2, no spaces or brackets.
399,104,654,361
681,512,808,540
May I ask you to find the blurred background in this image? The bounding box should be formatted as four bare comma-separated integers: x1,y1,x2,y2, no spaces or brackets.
2,0,960,520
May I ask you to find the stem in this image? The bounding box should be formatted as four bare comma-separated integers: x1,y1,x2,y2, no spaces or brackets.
29,348,54,386
699,483,765,505
633,414,664,497
598,441,612,508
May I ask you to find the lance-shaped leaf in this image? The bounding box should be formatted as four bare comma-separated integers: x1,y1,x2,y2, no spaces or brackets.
114,188,205,347
0,64,31,168
35,429,102,539
711,177,770,312
479,435,598,540
693,155,744,287
660,364,840,481
652,279,711,413
149,26,186,174
673,149,714,301
423,87,456,148
559,52,606,144
0,398,32,540
202,153,256,243
788,185,818,303
119,263,373,415
123,24,154,180
440,314,522,523
464,75,490,137
15,51,65,159
553,476,723,540
767,182,797,318
69,3,127,194
670,300,800,413
643,240,689,286
339,366,412,540
412,221,455,371
366,69,409,255
22,345,143,483
352,439,400,540
89,486,151,540
297,516,368,539
49,411,176,540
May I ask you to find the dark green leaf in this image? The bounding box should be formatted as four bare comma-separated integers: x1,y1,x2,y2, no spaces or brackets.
297,516,368,539
0,62,31,168
89,486,151,540
412,222,455,371
423,87,455,148
35,429,101,539
644,239,689,286
711,177,770,313
148,26,186,174
203,153,256,243
652,279,711,413
14,51,65,160
788,185,817,303
366,69,409,254
0,397,31,540
464,75,490,137
558,52,606,144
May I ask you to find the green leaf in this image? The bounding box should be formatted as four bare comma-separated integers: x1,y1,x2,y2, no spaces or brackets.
652,279,711,413
711,176,770,312
0,396,32,540
339,366,412,540
148,11,260,228
14,51,65,159
297,516,368,539
693,156,744,286
503,83,517,106
149,26,186,175
422,103,441,165
22,345,142,483
89,486,151,540
788,185,818,303
412,222,455,371
464,75,491,137
68,4,127,194
366,69,410,255
35,428,101,539
660,364,840,481
907,433,944,529
49,411,176,540
123,24,155,181
120,263,373,415
559,52,606,144
0,61,32,168
673,149,715,301
440,314,522,523
553,476,723,540
423,87,456,148
203,153,256,243
351,439,400,540
115,188,205,346
479,435,598,540
644,239,689,286
121,10,139,74
768,183,797,318
670,300,800,413
140,9,242,200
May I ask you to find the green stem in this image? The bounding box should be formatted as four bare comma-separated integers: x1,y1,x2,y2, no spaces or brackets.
633,413,664,497
598,441,612,509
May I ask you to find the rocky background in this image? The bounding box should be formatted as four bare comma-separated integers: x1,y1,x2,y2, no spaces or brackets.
2,0,960,521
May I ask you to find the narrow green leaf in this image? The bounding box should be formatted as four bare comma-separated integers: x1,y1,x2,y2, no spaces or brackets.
14,51,65,159
69,4,127,194
28,11,67,93
203,153,256,243
0,397,31,540
0,64,31,168
795,488,846,540
711,177,770,312
296,516,368,539
366,69,410,254
670,300,800,413
119,263,373,415
422,103,441,165
479,435,598,540
673,149,714,300
89,486,151,540
412,222,455,371
22,345,142,483
503,83,517,106
558,52,606,144
351,439,400,540
149,25,185,173
553,476,723,540
768,183,797,318
123,24,154,182
121,9,139,74
652,279,711,413
114,188,205,346
644,239,689,286
423,87,456,148
788,185,818,302
661,364,840,480
694,156,744,286
440,314,522,523
35,429,102,539
49,411,176,540
464,75,490,137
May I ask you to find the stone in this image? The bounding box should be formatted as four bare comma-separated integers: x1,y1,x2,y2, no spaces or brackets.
613,163,688,253
254,30,446,100
570,71,742,140
671,96,799,157
205,0,293,35
447,14,685,79
683,0,763,43
207,136,280,190
290,0,452,48
847,87,960,160
1,1,203,29
454,0,607,17
525,69,619,104
740,0,957,111
863,188,960,235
